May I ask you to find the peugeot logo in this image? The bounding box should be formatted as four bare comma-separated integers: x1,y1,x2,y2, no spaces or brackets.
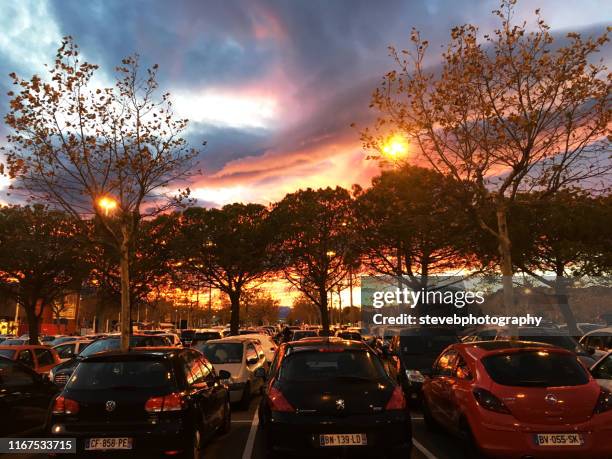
544,394,558,405
335,399,345,411
105,400,117,412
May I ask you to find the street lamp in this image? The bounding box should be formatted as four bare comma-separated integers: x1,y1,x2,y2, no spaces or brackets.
97,196,118,216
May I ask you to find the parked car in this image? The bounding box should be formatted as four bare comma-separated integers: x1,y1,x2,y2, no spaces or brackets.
197,337,267,408
50,336,81,347
159,332,182,347
259,337,412,458
290,329,319,341
53,339,93,362
2,337,43,345
389,327,460,402
50,334,171,386
240,333,278,364
335,330,363,341
580,327,612,360
48,348,231,457
188,329,223,347
591,351,612,392
0,356,60,436
0,345,61,375
422,341,612,459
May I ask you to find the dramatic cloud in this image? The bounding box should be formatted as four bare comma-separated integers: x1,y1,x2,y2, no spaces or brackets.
1,0,610,206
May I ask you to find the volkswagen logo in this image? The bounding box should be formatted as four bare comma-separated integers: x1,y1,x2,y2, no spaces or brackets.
335,399,345,411
544,394,558,405
105,400,117,412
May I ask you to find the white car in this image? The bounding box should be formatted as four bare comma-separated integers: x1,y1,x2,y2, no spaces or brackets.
160,333,182,347
591,351,612,392
240,333,278,364
197,337,267,407
52,339,93,362
580,327,612,360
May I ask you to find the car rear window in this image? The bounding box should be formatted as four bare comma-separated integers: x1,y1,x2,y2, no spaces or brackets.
0,349,16,359
482,351,589,387
280,350,386,382
399,335,458,355
200,343,243,364
68,360,174,390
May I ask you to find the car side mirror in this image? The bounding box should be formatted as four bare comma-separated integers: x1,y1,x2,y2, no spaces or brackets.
247,357,259,366
218,370,231,380
254,367,266,379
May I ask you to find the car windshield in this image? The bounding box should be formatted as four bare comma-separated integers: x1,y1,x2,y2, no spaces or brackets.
194,332,222,341
399,334,458,355
0,349,16,359
280,350,386,382
200,343,243,364
67,360,174,390
79,336,169,358
482,351,589,387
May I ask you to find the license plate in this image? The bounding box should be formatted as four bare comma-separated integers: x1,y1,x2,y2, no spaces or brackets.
535,433,583,446
85,437,133,450
319,433,367,447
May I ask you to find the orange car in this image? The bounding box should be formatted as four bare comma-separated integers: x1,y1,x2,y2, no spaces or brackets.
0,345,61,374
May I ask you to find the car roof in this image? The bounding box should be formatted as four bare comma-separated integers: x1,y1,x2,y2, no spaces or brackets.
0,344,49,350
583,327,612,336
204,337,256,344
459,340,570,359
81,347,183,362
285,337,369,353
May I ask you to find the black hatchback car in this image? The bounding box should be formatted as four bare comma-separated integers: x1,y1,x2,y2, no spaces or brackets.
48,348,231,458
259,337,412,458
0,356,59,436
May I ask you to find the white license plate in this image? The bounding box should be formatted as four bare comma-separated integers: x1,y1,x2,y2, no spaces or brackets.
319,433,367,447
85,437,133,450
535,433,583,446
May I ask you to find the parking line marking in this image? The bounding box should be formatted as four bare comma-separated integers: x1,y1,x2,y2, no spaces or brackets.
413,438,439,459
232,419,255,423
241,407,259,459
412,415,424,420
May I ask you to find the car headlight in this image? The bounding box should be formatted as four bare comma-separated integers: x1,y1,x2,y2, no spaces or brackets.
405,369,425,383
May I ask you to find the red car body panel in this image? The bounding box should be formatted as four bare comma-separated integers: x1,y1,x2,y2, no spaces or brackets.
423,342,612,459
0,345,61,374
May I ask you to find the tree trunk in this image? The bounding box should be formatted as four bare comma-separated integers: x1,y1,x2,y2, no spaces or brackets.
319,287,330,334
26,302,40,344
496,204,514,315
555,274,579,336
229,290,241,336
119,224,132,352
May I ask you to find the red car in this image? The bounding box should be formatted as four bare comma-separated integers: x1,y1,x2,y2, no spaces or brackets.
422,341,612,459
0,345,61,375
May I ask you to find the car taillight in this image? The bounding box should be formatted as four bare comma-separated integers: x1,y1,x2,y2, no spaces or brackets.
267,386,294,412
473,388,510,414
385,386,407,410
52,396,79,415
594,389,612,414
145,392,186,412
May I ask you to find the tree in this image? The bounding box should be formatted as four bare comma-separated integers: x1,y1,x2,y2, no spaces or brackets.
271,187,355,334
242,290,280,326
362,1,610,312
354,165,485,290
172,204,276,335
0,205,89,343
288,295,321,324
510,190,611,332
3,38,199,350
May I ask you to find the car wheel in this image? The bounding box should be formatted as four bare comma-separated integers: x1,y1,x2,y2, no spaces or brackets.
422,398,441,432
220,398,231,435
240,382,251,410
183,425,202,459
461,421,487,459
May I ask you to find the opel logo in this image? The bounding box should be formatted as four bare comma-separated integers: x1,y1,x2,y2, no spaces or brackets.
105,400,117,412
335,399,345,411
544,394,558,405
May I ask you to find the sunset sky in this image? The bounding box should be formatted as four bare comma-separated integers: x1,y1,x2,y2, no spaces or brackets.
0,0,610,209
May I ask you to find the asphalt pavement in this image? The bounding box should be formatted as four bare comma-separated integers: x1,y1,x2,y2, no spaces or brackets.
3,397,464,459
